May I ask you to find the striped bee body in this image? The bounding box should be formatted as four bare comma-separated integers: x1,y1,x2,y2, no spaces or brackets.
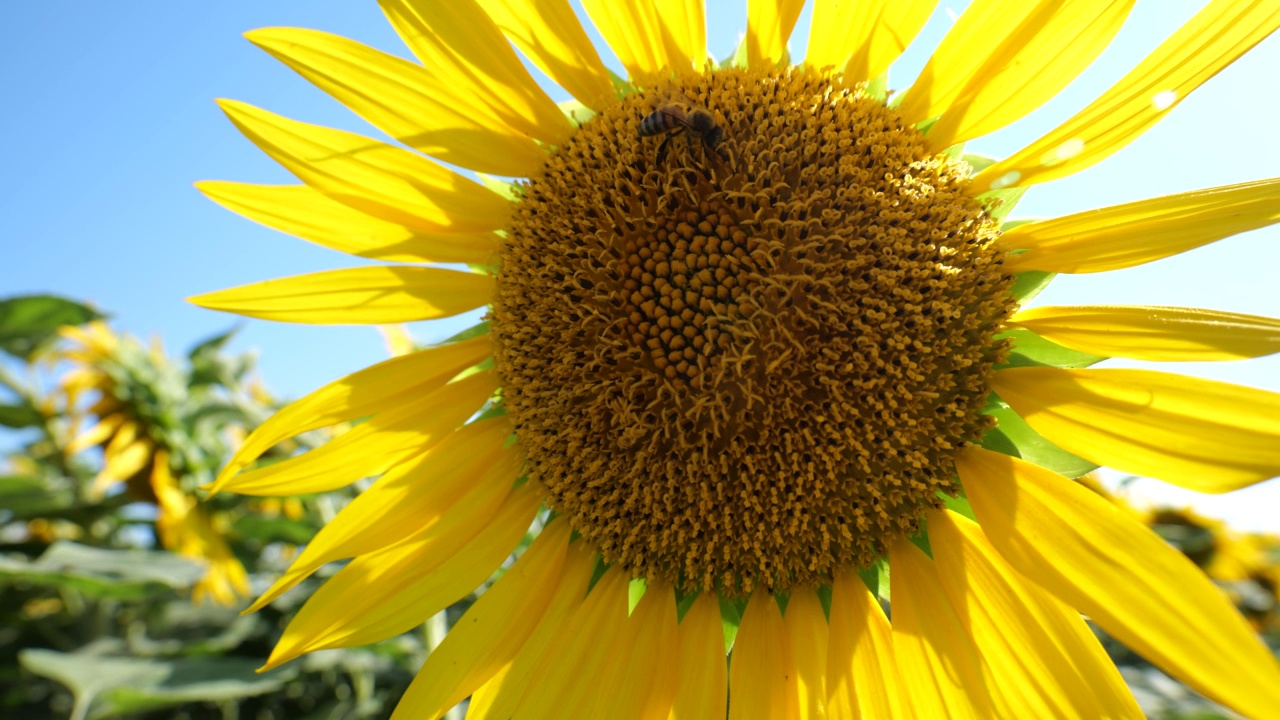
638,102,728,166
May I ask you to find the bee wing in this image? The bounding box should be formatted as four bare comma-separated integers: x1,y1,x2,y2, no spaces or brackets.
648,89,693,110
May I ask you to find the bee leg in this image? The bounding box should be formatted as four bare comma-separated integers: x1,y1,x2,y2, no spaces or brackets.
656,134,673,165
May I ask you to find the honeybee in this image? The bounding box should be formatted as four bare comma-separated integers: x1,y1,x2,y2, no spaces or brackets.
639,101,729,165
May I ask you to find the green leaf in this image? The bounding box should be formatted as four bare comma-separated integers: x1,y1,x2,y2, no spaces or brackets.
607,68,635,98
186,326,238,362
721,36,749,69
477,173,522,202
978,186,1028,223
961,153,998,175
0,541,205,599
0,401,41,429
857,559,887,600
987,405,1098,478
20,649,295,720
1008,270,1056,304
185,401,253,429
232,514,316,545
939,492,977,521
0,474,82,519
674,587,699,623
586,555,609,593
908,524,932,557
453,356,495,382
997,327,1106,370
436,320,490,346
628,577,647,614
473,398,507,422
719,594,746,653
1001,217,1043,232
864,72,889,102
558,98,597,127
978,426,1020,458
0,295,103,360
815,583,833,619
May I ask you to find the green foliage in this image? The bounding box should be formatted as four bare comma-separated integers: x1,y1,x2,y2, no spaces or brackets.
0,542,205,601
997,327,1106,370
0,297,437,718
0,295,102,360
558,98,597,128
19,649,295,720
0,402,42,429
718,595,747,654
1008,270,1056,305
986,404,1098,478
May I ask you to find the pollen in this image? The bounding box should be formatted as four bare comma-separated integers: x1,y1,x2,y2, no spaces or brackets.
491,67,1016,594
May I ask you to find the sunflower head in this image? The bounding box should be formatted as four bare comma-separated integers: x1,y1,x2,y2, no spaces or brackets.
494,64,1016,594
55,322,253,605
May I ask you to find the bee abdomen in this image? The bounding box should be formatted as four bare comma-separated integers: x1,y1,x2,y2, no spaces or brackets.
638,110,671,137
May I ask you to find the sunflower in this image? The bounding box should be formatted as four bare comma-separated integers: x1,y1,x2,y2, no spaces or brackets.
59,322,251,606
191,0,1280,717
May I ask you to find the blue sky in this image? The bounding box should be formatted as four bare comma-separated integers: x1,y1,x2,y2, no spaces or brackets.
4,1,1278,527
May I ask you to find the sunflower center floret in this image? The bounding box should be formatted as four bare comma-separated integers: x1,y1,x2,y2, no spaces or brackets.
491,67,1015,594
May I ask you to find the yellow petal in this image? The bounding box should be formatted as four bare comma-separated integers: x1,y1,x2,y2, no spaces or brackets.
189,266,492,324
197,182,497,265
826,570,904,720
378,0,571,146
67,414,123,455
499,568,632,719
1011,305,1280,361
246,420,519,612
957,447,1280,720
377,324,416,357
454,538,597,720
655,0,708,70
728,591,793,719
927,508,1142,719
806,0,937,82
215,371,496,496
390,520,574,720
212,336,489,490
475,0,616,111
580,0,701,77
994,367,1280,493
245,27,547,177
669,594,727,720
903,0,1134,149
264,481,539,670
586,582,680,720
999,177,1280,273
218,99,508,233
973,0,1280,192
95,436,151,495
151,454,251,606
888,535,993,719
782,591,827,719
746,0,806,68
